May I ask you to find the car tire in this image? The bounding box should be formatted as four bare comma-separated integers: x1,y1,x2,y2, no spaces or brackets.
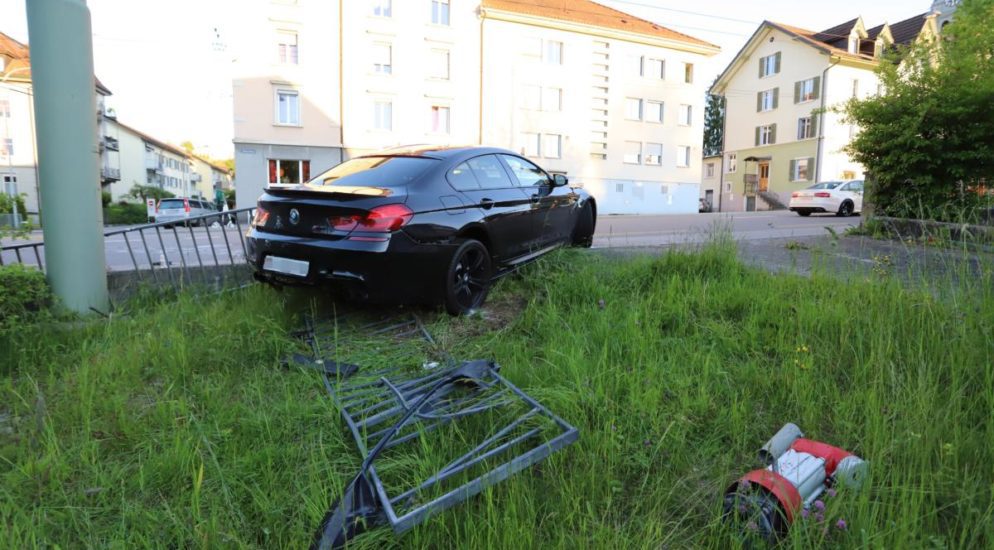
797,210,811,217
571,204,595,248
443,239,492,316
837,201,854,217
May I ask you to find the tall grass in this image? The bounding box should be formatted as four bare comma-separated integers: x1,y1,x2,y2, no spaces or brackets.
1,240,992,548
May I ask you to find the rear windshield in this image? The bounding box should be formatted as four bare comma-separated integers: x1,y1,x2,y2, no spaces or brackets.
307,156,438,188
807,181,843,190
159,199,185,209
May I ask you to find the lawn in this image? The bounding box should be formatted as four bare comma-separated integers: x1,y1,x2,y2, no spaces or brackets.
1,241,992,548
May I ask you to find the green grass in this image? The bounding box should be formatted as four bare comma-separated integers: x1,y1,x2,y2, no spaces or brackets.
1,240,992,548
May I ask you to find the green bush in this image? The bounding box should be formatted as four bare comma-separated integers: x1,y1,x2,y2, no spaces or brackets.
0,264,51,329
103,202,149,225
0,192,27,216
101,191,112,208
224,188,236,209
127,184,175,202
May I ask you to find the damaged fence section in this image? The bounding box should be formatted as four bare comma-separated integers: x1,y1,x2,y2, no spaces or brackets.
290,314,579,549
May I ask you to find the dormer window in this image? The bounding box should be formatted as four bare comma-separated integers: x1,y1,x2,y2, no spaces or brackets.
848,34,859,54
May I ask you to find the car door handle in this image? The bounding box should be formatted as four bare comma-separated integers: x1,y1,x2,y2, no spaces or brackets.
530,194,541,204
479,198,495,210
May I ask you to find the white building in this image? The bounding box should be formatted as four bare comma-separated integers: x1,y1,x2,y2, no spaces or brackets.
231,0,719,214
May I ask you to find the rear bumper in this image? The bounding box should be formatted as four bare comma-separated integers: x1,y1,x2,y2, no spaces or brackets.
246,228,456,302
789,198,839,213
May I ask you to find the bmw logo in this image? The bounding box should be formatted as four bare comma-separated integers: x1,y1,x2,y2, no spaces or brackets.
289,208,301,226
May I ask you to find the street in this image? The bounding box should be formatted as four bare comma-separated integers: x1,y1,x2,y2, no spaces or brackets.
1,211,858,272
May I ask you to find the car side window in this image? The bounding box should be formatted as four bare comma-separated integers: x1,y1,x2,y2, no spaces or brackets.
467,155,514,190
447,162,481,191
500,155,549,187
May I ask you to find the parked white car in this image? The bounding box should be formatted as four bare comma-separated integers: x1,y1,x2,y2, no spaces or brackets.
789,180,864,217
153,198,218,226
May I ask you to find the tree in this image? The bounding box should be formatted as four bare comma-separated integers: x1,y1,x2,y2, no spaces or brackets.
180,140,195,154
127,183,175,203
842,0,994,221
703,93,725,157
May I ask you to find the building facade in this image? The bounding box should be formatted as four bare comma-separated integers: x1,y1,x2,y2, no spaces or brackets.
231,0,719,213
709,8,944,212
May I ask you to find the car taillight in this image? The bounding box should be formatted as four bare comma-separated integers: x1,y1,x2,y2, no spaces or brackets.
815,192,831,198
328,204,413,234
155,200,160,213
252,207,270,227
791,192,800,198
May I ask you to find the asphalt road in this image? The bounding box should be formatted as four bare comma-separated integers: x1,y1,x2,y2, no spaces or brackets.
1,211,859,271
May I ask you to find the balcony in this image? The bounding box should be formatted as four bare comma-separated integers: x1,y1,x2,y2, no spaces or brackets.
101,167,121,182
191,173,203,183
104,136,120,152
145,156,163,173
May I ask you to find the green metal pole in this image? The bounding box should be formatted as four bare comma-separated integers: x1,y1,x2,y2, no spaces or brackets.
25,0,109,314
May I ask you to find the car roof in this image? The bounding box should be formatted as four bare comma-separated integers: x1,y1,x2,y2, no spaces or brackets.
360,145,518,161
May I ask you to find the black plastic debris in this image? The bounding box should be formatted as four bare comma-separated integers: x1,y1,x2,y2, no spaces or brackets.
292,314,578,549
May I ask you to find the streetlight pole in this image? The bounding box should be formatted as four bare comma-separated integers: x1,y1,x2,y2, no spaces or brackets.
25,0,109,314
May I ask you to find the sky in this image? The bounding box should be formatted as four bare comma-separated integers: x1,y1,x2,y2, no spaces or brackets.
0,0,937,159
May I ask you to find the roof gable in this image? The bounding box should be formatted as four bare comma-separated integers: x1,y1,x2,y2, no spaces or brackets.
0,30,111,95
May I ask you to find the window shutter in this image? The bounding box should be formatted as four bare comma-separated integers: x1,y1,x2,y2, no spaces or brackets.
812,76,822,100
806,158,815,180
755,126,761,146
789,160,797,180
757,92,763,112
302,160,311,182
771,124,777,144
794,81,802,104
268,160,277,184
759,57,765,78
774,52,782,74
773,88,779,109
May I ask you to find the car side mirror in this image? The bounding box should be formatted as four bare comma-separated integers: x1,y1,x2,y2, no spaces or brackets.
552,174,568,187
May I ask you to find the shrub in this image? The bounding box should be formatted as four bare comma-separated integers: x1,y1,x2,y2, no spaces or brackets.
101,191,112,208
0,264,52,329
103,202,149,225
0,192,27,216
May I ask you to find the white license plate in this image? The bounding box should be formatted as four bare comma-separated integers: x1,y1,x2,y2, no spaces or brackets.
263,255,310,277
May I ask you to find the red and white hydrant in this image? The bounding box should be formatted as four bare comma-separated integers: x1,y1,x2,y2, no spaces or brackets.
723,423,867,541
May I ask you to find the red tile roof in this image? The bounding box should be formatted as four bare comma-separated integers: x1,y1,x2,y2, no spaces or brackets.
481,0,718,50
0,31,111,95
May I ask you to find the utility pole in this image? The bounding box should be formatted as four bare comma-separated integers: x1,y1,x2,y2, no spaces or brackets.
26,0,109,314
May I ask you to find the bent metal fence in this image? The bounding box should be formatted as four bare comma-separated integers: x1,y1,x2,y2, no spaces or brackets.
0,207,257,295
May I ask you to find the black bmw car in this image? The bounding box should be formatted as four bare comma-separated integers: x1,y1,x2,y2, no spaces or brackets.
247,145,596,314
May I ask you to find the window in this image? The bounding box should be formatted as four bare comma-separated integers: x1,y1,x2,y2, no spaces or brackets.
797,116,815,140
684,63,694,83
705,162,715,178
311,156,437,188
629,55,643,76
756,124,776,146
542,87,562,112
616,183,624,193
646,58,664,79
522,85,541,110
448,162,480,190
678,104,692,126
852,78,860,98
544,41,563,65
276,90,300,125
677,146,691,168
467,155,513,189
267,159,311,185
372,43,392,74
0,99,8,118
520,132,540,157
623,141,641,164
374,100,392,130
790,158,813,182
645,143,662,166
430,105,450,134
543,134,562,159
795,77,820,103
429,49,450,80
372,0,391,17
431,0,450,25
625,98,643,121
758,88,778,112
1,138,12,157
645,101,663,123
501,155,548,187
848,35,858,54
759,52,781,77
277,31,298,64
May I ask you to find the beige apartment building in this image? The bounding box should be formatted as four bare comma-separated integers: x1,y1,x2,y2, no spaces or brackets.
231,0,719,214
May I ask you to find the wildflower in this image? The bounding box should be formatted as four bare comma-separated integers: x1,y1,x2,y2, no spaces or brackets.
813,500,825,511
801,508,810,519
826,488,837,498
814,512,825,523
942,442,955,455
746,521,758,531
738,479,751,491
643,439,652,447
836,519,847,530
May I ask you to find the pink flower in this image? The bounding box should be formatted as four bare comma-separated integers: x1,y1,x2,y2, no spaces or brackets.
801,508,810,519
836,519,847,530
826,488,837,498
813,500,825,511
814,512,825,523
